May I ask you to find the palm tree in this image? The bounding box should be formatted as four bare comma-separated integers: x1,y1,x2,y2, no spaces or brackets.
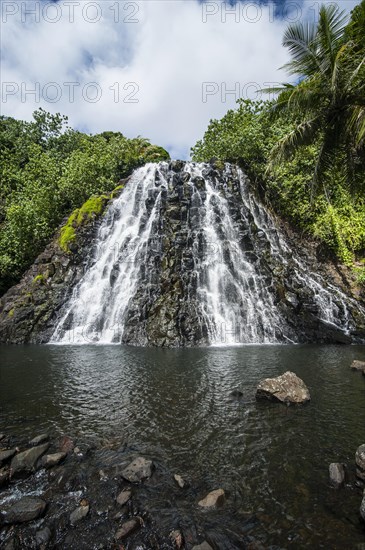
266,3,365,190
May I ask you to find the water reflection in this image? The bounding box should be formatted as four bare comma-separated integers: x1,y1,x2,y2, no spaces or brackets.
0,344,365,547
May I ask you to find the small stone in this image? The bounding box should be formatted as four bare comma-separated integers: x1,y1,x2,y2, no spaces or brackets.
0,449,16,466
0,434,5,441
116,489,132,506
329,463,346,487
29,434,49,446
10,443,49,476
174,474,185,488
70,504,89,525
59,435,75,454
229,390,243,398
41,452,67,469
3,497,46,524
35,526,51,546
192,543,213,550
169,529,183,548
0,467,10,487
351,360,365,373
256,371,310,405
115,517,142,540
121,457,153,482
198,488,225,508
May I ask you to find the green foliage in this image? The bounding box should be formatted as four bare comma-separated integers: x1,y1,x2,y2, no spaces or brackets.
32,274,45,285
0,110,170,295
59,195,109,253
192,3,365,283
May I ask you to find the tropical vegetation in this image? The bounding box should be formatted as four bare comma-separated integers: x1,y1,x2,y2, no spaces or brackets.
0,109,169,295
192,1,365,282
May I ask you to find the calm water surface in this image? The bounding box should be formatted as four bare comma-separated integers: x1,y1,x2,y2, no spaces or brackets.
1,344,365,548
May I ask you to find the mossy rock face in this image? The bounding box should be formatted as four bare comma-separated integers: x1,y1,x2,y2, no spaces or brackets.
58,187,125,254
32,274,46,285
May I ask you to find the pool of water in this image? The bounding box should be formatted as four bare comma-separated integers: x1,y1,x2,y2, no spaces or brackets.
1,344,365,548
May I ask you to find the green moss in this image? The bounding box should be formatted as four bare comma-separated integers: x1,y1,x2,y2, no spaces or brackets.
8,308,15,318
59,195,110,253
32,274,45,284
110,184,125,199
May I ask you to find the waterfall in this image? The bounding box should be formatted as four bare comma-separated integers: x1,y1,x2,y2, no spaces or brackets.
50,161,360,346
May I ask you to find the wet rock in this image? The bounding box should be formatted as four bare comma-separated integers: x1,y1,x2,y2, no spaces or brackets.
3,497,46,524
41,452,67,469
174,473,185,488
360,491,365,522
229,390,243,399
116,489,132,506
121,457,153,482
192,543,213,550
198,488,225,508
351,360,365,373
10,443,49,476
35,526,51,546
70,503,89,525
355,444,365,480
329,463,346,487
0,466,10,487
115,517,142,540
169,529,183,548
59,435,75,454
0,449,16,466
256,371,310,405
29,434,49,446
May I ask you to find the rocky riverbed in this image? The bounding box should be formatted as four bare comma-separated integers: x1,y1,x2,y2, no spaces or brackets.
0,431,268,550
1,420,364,548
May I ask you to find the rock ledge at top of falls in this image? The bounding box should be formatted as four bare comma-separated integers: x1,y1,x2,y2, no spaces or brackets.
0,160,364,347
256,371,311,405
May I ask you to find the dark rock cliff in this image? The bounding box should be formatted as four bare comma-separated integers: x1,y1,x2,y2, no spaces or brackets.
0,161,364,346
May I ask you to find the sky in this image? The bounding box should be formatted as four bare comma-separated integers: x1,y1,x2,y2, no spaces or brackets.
0,0,361,159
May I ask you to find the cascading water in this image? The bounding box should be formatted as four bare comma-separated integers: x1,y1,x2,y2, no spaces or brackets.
50,161,362,346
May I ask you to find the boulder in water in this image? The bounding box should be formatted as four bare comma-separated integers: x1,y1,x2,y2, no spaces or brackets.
169,529,183,548
174,473,185,488
59,435,75,454
10,443,49,476
35,527,52,546
356,444,365,481
70,503,89,525
329,463,346,487
229,390,243,399
198,488,225,508
121,457,153,482
29,433,49,446
256,371,310,405
3,497,46,524
116,489,132,506
41,452,67,469
0,449,16,466
115,517,142,540
351,360,365,373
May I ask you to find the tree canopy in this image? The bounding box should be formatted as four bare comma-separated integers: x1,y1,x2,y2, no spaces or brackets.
0,109,169,295
192,2,365,283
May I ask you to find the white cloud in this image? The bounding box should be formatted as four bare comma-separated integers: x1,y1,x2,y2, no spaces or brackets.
0,0,360,159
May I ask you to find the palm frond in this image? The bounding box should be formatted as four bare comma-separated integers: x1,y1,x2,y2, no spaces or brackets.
269,117,321,165
281,21,322,77
318,5,348,74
